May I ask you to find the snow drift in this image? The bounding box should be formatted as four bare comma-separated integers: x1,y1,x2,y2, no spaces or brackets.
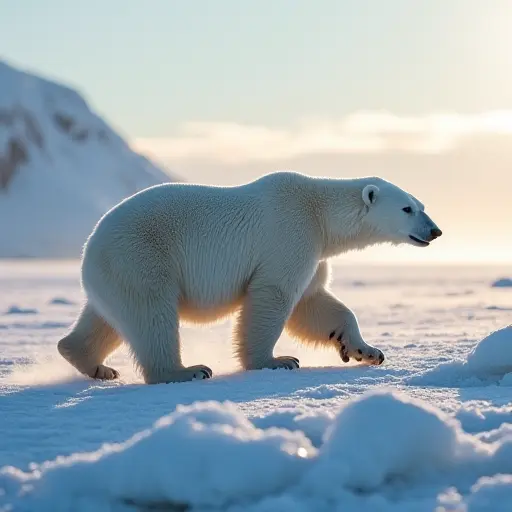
492,278,512,288
0,59,176,258
1,401,316,511
408,324,512,387
2,390,512,511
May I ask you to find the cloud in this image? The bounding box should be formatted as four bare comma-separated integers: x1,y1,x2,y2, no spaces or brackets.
133,110,512,164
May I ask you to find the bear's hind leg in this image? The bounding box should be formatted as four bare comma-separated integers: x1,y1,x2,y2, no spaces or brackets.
111,290,212,385
57,302,122,380
233,284,299,371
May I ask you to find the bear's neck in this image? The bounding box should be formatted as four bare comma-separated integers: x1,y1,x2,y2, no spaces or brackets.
320,223,382,259
310,177,382,259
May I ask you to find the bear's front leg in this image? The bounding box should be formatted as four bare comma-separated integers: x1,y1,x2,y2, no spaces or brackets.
286,288,384,366
233,284,300,371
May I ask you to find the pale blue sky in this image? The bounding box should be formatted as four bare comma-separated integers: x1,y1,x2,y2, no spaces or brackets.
2,0,511,137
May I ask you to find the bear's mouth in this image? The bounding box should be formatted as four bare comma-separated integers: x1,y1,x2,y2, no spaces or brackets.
409,235,430,247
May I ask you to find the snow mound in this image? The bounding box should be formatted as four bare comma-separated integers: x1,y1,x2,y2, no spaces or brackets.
491,278,512,288
408,325,512,387
294,391,512,511
302,390,480,495
48,297,75,306
4,305,38,315
3,391,512,511
1,401,315,511
466,325,512,377
0,59,177,258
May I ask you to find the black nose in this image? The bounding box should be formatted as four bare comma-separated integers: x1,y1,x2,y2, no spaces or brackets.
431,228,442,238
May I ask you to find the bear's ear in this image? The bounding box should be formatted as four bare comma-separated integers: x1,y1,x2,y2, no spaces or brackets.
362,184,379,207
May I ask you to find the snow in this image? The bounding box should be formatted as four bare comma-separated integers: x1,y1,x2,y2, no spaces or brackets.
4,305,38,315
47,297,75,306
0,59,176,258
467,475,512,512
309,390,472,492
1,401,314,511
466,326,512,376
492,278,512,288
1,261,512,511
408,325,512,388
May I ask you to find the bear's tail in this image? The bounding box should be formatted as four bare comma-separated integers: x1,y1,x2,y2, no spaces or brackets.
57,301,122,377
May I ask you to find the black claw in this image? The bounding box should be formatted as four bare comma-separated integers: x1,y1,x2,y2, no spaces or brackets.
337,334,343,342
200,369,211,379
284,358,300,369
277,357,299,368
329,331,336,339
368,354,373,359
378,353,385,364
357,349,363,355
340,344,349,363
355,357,362,362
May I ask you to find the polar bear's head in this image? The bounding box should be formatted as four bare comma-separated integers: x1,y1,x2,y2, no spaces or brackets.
360,179,442,248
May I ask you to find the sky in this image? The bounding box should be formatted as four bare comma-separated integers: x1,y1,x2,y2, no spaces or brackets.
2,0,512,263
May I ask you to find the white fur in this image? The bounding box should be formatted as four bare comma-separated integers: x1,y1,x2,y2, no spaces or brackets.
57,171,441,384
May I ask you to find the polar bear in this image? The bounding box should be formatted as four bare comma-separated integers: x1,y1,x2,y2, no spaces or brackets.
57,171,442,384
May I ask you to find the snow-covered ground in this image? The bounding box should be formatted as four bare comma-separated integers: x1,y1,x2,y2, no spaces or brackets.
1,260,512,511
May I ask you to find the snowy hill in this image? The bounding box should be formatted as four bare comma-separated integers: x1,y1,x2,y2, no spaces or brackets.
0,60,176,258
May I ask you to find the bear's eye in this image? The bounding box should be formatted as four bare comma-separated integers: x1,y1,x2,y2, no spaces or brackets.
402,206,413,214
